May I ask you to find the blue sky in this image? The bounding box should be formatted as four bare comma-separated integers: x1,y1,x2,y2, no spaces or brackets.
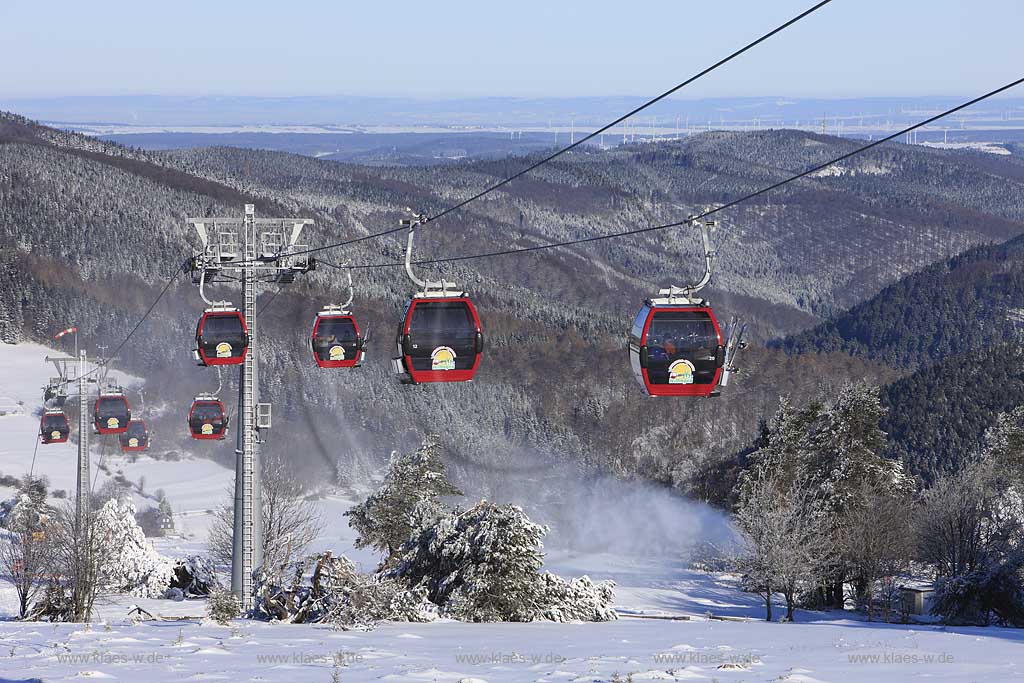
2,0,1021,98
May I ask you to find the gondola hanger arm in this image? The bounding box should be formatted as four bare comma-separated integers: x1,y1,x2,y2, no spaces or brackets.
400,209,429,290
400,208,458,297
339,263,354,310
198,268,233,309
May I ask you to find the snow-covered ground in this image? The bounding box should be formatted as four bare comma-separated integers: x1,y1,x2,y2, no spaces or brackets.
2,342,1022,682
4,603,1022,682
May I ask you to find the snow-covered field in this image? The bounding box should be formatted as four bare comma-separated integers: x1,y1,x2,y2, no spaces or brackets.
2,342,1022,682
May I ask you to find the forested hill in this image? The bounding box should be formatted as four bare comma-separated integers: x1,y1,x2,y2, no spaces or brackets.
771,227,1024,483
881,343,1024,484
160,129,1024,322
3,110,1023,504
774,235,1024,370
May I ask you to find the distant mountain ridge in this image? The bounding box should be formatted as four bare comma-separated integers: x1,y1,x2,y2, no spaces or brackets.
775,234,1024,370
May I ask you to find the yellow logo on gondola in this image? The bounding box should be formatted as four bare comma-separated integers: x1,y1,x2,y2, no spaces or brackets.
106,417,119,429
329,345,346,361
128,437,139,447
51,430,61,439
668,359,695,385
215,342,233,358
431,346,456,371
201,423,214,435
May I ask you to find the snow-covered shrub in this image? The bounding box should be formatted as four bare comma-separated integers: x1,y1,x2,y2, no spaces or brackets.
253,551,435,629
207,588,240,624
170,555,218,597
537,573,617,623
931,560,1024,627
94,498,174,598
345,439,461,562
26,579,74,622
391,500,616,622
393,501,546,622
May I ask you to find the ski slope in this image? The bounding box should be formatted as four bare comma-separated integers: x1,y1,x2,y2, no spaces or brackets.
1,342,1022,682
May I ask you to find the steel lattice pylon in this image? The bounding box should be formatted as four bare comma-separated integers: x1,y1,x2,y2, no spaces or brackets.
188,204,313,609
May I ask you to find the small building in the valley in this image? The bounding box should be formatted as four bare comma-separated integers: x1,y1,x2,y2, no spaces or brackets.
900,584,935,616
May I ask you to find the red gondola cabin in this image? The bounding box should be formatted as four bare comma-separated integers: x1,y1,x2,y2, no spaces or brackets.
119,419,149,452
628,302,725,397
188,398,228,440
195,309,249,366
311,312,364,368
94,393,131,434
40,410,70,444
394,296,483,384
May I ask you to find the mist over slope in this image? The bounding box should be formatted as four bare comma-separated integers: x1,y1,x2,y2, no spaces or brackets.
2,111,1021,502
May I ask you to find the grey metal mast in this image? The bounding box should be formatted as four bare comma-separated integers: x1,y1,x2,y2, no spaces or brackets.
188,204,313,608
44,351,93,534
76,351,89,526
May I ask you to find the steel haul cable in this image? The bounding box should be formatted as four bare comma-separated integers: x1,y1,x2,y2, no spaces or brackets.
344,76,1024,271
234,0,836,266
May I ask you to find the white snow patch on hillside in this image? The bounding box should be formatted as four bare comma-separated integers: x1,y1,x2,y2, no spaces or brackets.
0,343,232,520
921,141,1011,155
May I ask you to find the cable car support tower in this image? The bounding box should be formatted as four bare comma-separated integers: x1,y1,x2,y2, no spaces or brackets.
188,205,314,607
43,351,97,533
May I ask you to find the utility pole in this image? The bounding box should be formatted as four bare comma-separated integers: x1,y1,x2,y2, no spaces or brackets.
188,204,313,608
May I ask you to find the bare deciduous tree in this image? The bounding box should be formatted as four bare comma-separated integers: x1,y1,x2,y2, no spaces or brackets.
839,485,914,622
209,455,325,569
37,501,110,622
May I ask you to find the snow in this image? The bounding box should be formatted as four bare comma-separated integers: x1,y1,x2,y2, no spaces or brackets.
0,342,146,499
2,615,1022,682
920,141,1011,155
2,341,1022,681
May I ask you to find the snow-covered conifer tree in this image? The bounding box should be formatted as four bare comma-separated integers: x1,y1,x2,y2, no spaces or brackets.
94,498,173,598
345,438,461,563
